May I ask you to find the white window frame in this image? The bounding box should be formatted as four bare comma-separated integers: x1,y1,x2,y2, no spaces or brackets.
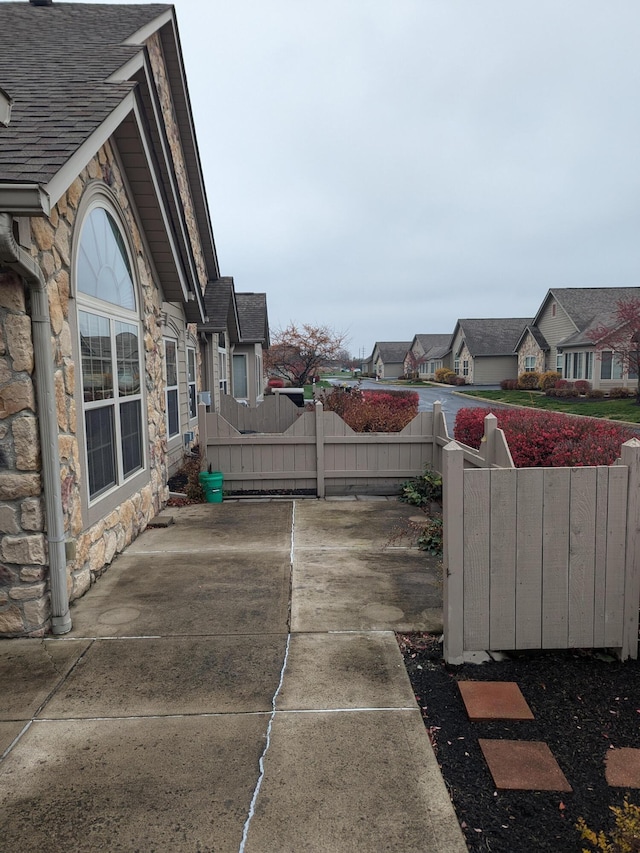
556,354,563,375
218,333,228,394
524,356,536,372
187,346,197,420
164,337,180,439
233,352,248,399
76,202,145,505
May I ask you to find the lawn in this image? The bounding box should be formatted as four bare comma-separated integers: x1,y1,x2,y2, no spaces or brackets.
459,389,640,423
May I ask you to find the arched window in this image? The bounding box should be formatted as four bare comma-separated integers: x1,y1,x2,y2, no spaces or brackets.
76,205,144,501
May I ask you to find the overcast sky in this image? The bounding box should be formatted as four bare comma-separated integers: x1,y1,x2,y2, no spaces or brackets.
68,2,640,357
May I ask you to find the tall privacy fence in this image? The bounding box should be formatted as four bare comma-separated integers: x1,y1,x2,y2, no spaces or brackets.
199,395,639,660
199,397,511,497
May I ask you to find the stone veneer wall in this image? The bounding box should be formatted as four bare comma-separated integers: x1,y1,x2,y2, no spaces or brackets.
0,142,169,637
517,331,545,375
458,343,473,384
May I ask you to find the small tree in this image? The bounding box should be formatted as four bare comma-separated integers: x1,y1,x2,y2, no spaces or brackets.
587,298,640,403
265,323,349,387
404,349,424,379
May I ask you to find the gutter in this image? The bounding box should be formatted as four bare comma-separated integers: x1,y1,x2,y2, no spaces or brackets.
0,213,71,634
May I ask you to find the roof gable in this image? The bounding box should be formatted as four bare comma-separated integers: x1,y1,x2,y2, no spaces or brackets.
236,293,269,345
455,318,531,357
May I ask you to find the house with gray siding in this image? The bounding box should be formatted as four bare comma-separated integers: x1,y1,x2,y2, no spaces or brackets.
370,341,412,379
450,318,531,385
516,287,640,390
0,2,228,637
405,333,451,378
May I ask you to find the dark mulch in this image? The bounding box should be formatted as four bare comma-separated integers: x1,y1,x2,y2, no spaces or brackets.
398,633,640,852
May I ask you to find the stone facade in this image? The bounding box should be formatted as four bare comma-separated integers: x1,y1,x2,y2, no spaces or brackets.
0,142,172,637
456,343,473,384
517,330,545,375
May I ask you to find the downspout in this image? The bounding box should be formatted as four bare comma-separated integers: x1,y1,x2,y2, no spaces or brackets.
0,213,71,634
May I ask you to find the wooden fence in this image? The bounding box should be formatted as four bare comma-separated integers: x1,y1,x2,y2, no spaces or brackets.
442,438,640,663
199,402,513,496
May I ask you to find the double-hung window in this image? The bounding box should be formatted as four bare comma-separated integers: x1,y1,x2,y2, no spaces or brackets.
218,333,228,394
77,206,143,501
524,356,536,372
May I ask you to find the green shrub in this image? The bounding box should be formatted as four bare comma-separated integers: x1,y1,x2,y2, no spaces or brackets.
539,370,561,391
399,466,442,507
518,371,540,389
417,515,443,557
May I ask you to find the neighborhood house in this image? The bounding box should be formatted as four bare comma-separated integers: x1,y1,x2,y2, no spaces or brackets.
0,1,268,638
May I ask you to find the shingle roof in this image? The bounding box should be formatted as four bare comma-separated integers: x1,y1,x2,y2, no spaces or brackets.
236,293,269,344
549,287,640,336
201,277,238,336
375,342,411,363
416,334,451,359
456,318,531,357
0,2,170,183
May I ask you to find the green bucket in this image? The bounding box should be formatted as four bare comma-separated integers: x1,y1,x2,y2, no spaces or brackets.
199,471,224,503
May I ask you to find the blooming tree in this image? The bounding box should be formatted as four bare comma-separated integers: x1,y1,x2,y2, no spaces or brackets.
587,297,640,402
265,323,349,387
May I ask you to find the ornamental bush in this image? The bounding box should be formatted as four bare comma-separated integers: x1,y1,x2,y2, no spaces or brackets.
586,389,605,399
500,378,519,390
435,367,456,384
574,379,592,395
453,406,635,467
322,387,419,432
609,386,633,399
539,371,561,391
518,371,541,390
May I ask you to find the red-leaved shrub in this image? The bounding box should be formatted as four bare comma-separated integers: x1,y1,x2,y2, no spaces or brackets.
574,379,591,395
322,388,419,432
453,407,635,467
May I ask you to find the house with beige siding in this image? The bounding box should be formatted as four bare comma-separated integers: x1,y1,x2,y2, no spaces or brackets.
515,287,640,390
404,334,451,378
370,341,412,379
0,2,227,637
450,318,531,385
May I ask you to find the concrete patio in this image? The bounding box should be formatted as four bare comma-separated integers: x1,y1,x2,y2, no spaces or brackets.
0,498,466,853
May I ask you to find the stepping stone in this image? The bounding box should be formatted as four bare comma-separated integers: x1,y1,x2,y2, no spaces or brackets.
605,748,640,787
479,739,572,792
458,681,534,721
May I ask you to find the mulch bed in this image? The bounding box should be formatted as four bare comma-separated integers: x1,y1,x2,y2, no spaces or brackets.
398,633,640,852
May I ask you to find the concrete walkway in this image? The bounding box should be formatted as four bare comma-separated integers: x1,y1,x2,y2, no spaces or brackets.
0,498,467,853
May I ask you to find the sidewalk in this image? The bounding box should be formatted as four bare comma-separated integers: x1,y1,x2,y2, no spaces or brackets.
0,498,467,853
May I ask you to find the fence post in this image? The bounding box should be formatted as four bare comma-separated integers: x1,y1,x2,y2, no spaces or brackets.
432,401,442,472
621,438,640,660
482,413,497,467
198,402,208,468
315,401,325,498
443,440,465,665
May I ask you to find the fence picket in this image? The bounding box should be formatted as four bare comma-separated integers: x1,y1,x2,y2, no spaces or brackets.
567,467,597,648
463,468,491,650
542,468,570,648
515,468,543,649
489,468,518,649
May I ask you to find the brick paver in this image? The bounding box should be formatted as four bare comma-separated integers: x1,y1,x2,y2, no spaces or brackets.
478,739,572,791
458,681,534,721
605,748,640,788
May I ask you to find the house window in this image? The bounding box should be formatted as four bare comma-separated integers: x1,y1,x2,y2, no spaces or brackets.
556,354,563,375
552,302,556,317
77,206,143,501
187,347,197,419
164,338,179,438
585,352,593,380
454,359,460,375
600,351,623,381
462,360,469,377
233,353,248,398
218,335,227,394
524,356,536,372
255,353,263,397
